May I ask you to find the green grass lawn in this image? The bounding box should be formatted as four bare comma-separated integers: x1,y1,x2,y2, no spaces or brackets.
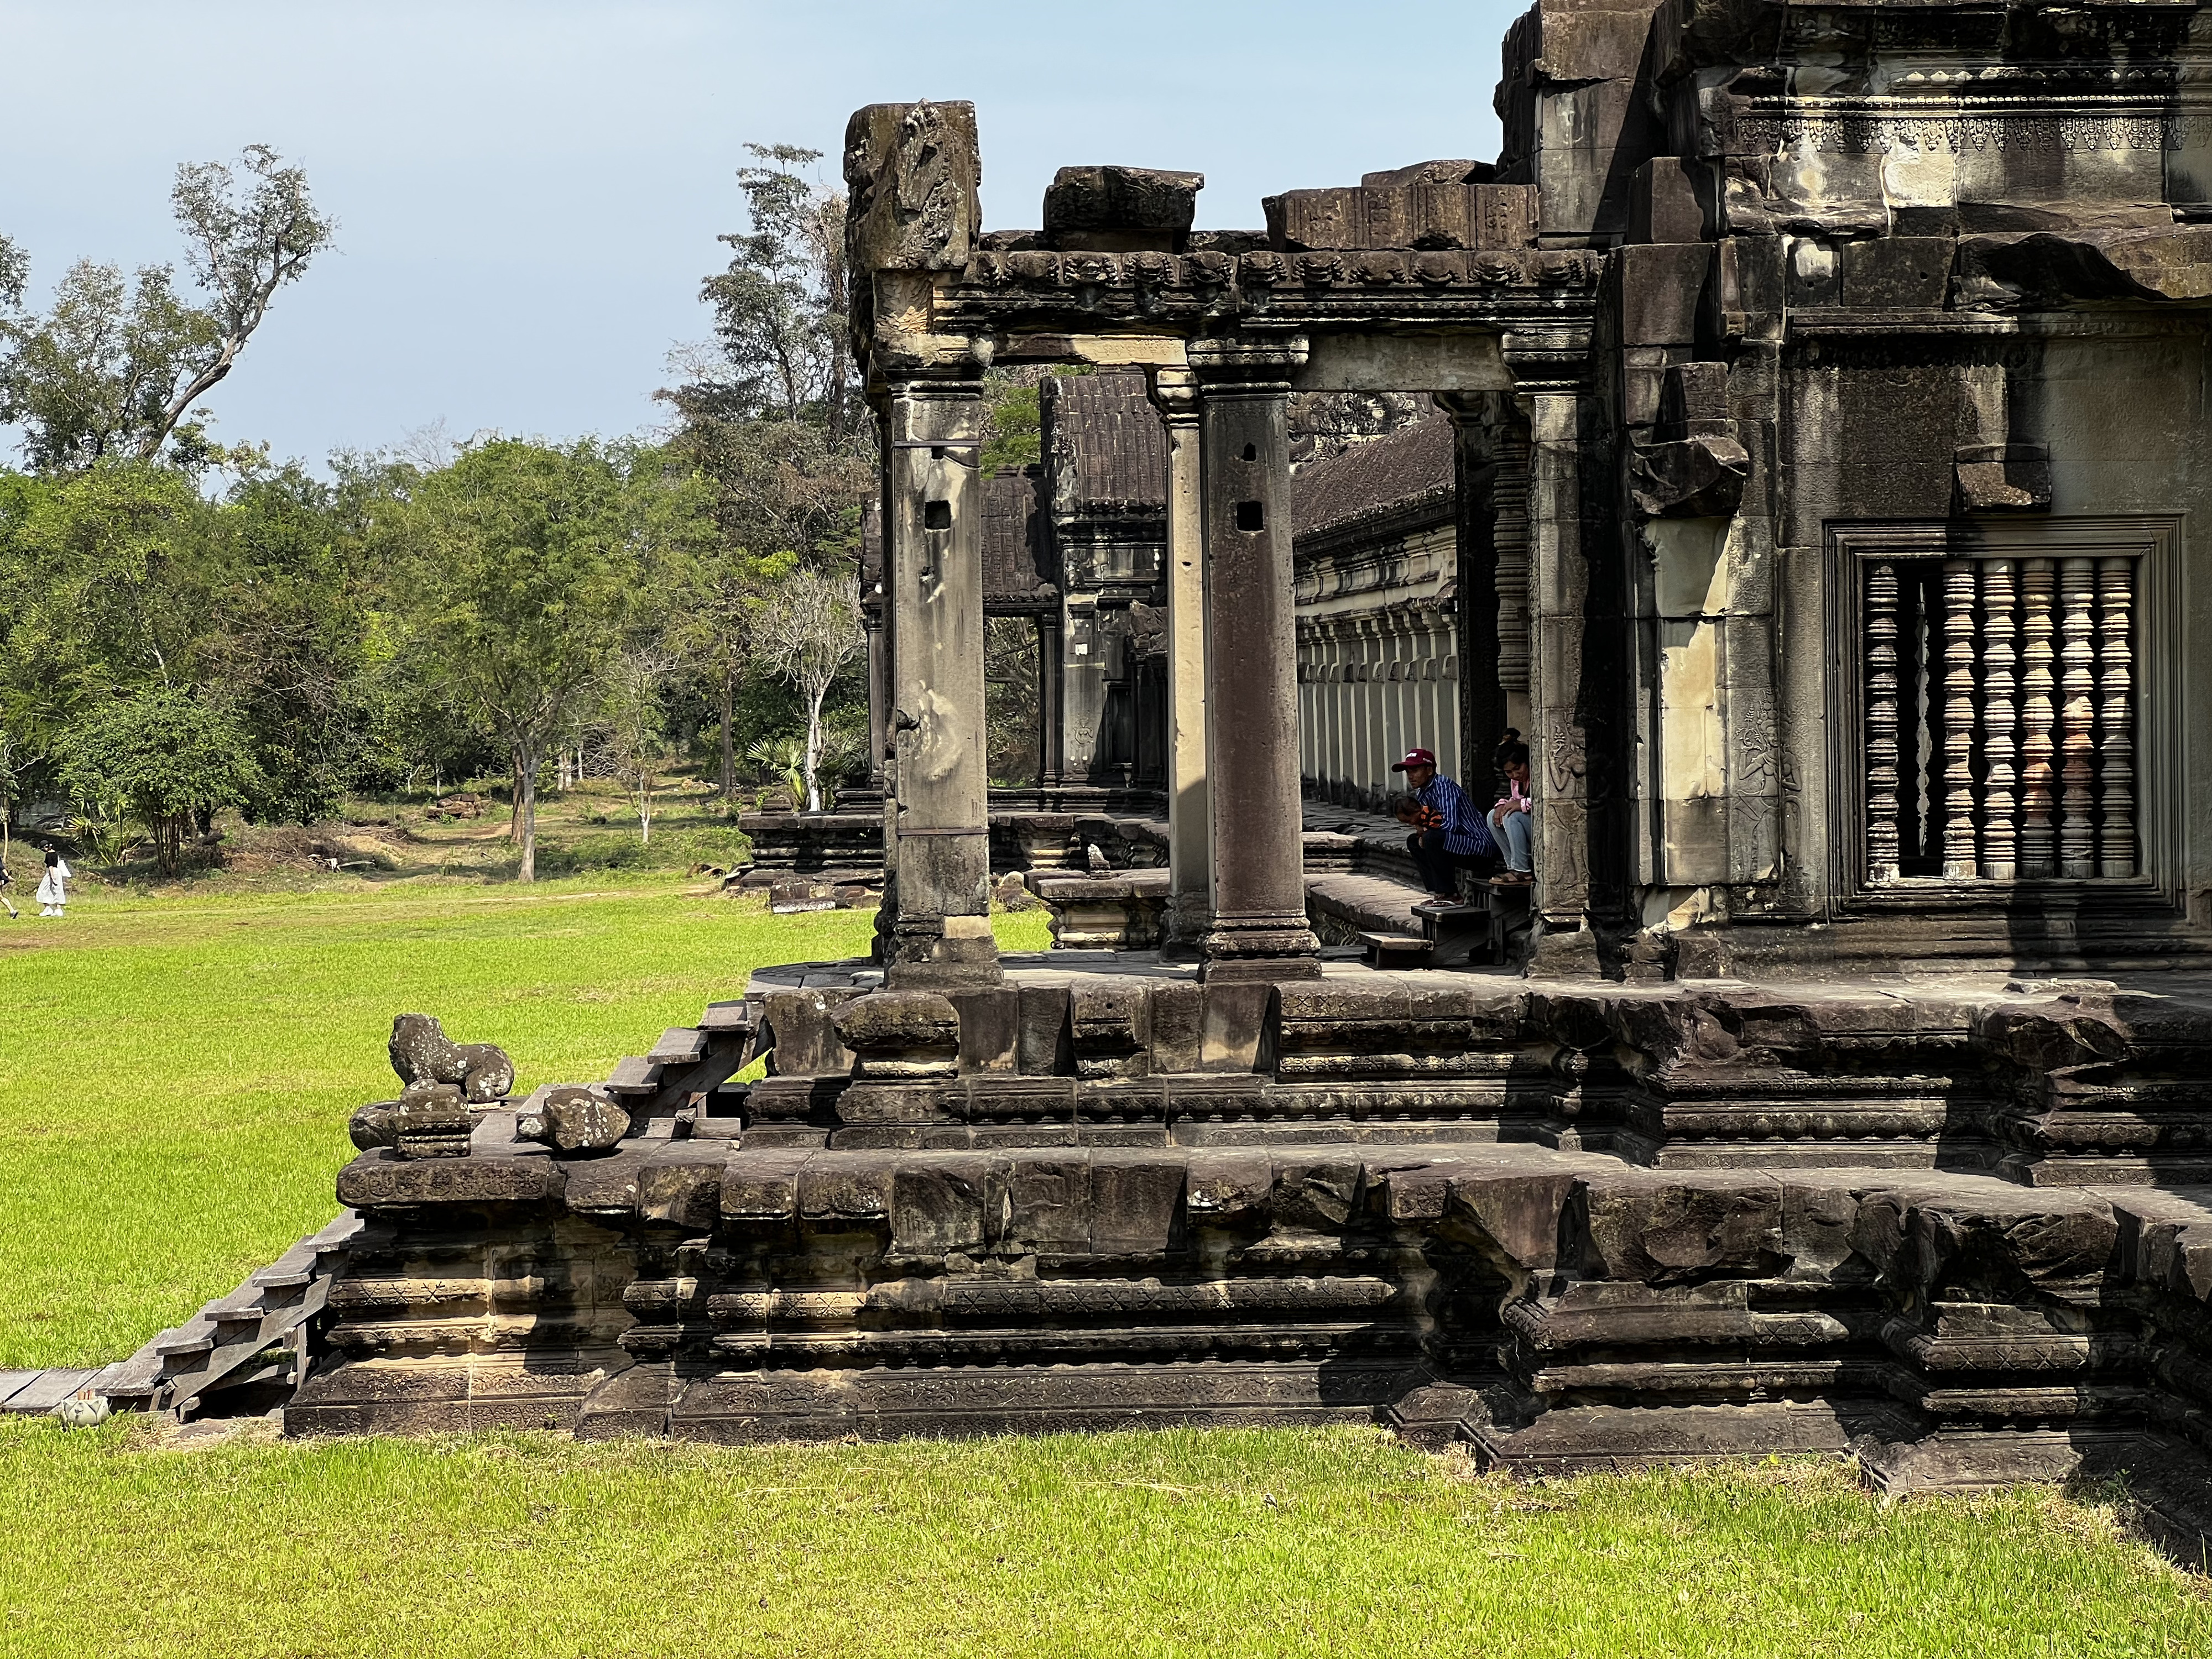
0,870,1047,1368
1,1423,2202,1657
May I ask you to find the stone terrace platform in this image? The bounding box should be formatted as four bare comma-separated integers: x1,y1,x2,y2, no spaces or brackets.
291,957,2212,1534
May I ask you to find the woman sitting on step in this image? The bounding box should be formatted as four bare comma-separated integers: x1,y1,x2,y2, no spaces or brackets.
1489,730,1534,885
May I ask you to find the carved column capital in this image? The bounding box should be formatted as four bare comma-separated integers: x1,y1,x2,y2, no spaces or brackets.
870,363,989,410
1185,334,1310,391
1147,366,1201,425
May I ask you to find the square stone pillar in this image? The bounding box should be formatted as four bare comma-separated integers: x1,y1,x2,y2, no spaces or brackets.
879,375,1001,988
863,609,889,789
1149,367,1211,951
1190,338,1319,982
1522,386,1599,973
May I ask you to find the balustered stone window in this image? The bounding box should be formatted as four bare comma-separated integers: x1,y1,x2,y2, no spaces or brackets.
1828,520,2180,900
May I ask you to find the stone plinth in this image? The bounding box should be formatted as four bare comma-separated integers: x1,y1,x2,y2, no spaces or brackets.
286,957,2212,1537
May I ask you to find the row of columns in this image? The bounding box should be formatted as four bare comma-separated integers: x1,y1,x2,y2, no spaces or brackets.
872,340,1324,987
872,342,1585,988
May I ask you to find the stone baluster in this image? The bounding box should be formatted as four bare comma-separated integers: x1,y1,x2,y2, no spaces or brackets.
1939,559,1980,880
2097,557,2136,877
2018,559,2057,878
1188,337,1320,980
2057,557,2098,879
1979,559,2018,880
1864,560,1903,883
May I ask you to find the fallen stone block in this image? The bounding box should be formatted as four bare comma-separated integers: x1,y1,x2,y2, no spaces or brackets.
515,1084,630,1155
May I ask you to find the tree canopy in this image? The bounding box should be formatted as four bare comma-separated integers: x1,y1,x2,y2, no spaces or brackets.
0,145,333,471
55,688,262,873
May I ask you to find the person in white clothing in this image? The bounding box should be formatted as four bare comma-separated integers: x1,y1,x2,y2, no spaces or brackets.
34,844,69,916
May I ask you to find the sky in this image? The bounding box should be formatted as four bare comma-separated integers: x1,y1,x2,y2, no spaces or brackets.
0,0,1522,470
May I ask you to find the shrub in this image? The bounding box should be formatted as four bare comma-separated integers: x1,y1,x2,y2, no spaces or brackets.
55,691,263,874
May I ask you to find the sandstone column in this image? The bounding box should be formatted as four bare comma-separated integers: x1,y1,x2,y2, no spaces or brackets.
1149,366,1211,951
1190,338,1319,982
1438,392,1507,791
1036,612,1064,795
863,607,889,790
879,374,1001,988
1522,386,1597,971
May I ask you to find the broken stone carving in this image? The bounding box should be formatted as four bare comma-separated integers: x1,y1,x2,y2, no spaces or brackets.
513,1084,630,1155
387,1013,514,1104
348,1016,517,1159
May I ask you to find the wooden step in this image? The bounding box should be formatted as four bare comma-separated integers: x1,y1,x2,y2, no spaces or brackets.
604,1056,662,1094
648,1027,707,1066
1358,932,1434,969
2,1369,103,1413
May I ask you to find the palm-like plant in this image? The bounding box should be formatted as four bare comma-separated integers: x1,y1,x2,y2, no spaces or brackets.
744,735,807,812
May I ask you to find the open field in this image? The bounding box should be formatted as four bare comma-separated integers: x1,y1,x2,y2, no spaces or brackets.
1,1422,2203,1657
0,842,1047,1369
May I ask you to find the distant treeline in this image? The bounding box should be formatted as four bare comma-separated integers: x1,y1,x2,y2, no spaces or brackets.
0,142,881,879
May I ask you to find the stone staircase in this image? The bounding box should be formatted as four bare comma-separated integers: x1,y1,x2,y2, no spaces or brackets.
17,1209,372,1423
596,1000,761,1128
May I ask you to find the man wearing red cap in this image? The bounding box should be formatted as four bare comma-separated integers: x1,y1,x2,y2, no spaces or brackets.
1390,747,1496,902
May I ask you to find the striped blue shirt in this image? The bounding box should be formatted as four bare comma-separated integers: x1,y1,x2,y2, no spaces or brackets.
1415,775,1495,858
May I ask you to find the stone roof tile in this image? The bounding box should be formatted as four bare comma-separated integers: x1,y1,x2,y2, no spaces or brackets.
1047,369,1166,513
1293,414,1453,542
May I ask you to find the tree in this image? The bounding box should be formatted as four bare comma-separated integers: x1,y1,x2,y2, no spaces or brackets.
750,565,863,812
0,145,333,469
0,460,202,747
654,140,873,804
663,144,851,435
664,545,766,809
652,414,870,810
601,643,677,843
55,689,261,873
168,462,382,822
391,440,634,882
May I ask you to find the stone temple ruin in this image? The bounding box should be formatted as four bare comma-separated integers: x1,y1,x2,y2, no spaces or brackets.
102,0,2212,1535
